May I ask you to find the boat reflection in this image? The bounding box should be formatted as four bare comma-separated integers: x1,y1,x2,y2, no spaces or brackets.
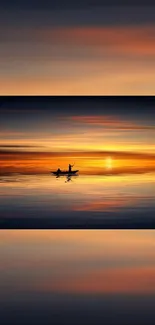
55,174,79,182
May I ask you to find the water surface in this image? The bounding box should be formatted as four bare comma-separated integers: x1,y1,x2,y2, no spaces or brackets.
0,230,155,325
0,173,155,228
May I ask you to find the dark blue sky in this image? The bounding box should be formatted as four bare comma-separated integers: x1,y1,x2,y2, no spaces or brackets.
1,1,154,9
1,96,155,117
1,5,155,26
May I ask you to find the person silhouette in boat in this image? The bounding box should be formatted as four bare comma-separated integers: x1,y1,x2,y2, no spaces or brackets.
69,164,74,173
57,168,61,174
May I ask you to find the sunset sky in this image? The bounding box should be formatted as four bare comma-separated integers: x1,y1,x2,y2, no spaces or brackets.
1,230,155,324
0,97,155,175
0,2,155,94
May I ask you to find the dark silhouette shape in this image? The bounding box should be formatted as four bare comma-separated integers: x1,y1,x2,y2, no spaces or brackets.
69,164,74,173
65,175,72,183
55,174,78,183
51,163,78,176
52,170,79,176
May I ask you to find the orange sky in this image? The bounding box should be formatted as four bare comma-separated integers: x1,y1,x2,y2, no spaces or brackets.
1,151,155,174
1,98,155,174
1,25,155,94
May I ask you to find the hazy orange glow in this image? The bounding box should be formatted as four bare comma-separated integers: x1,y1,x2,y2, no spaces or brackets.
39,267,155,294
1,152,155,174
1,68,155,95
42,26,155,56
73,198,139,212
1,25,155,95
1,100,155,175
71,115,155,130
1,230,155,294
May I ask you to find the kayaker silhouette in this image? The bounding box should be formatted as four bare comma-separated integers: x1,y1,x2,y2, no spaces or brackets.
57,168,61,173
69,164,74,173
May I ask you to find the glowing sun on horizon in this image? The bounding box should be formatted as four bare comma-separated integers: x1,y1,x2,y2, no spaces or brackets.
105,157,112,170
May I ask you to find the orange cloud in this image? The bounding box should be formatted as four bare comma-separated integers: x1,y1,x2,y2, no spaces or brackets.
1,25,155,95
37,267,155,294
73,197,140,212
41,25,155,57
70,115,155,130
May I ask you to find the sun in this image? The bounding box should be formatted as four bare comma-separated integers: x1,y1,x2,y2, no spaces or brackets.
105,157,112,170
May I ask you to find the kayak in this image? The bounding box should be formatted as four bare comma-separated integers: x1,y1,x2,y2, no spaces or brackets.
51,170,79,176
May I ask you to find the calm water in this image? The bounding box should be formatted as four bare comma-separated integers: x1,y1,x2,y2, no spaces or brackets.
0,173,155,228
0,230,155,325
